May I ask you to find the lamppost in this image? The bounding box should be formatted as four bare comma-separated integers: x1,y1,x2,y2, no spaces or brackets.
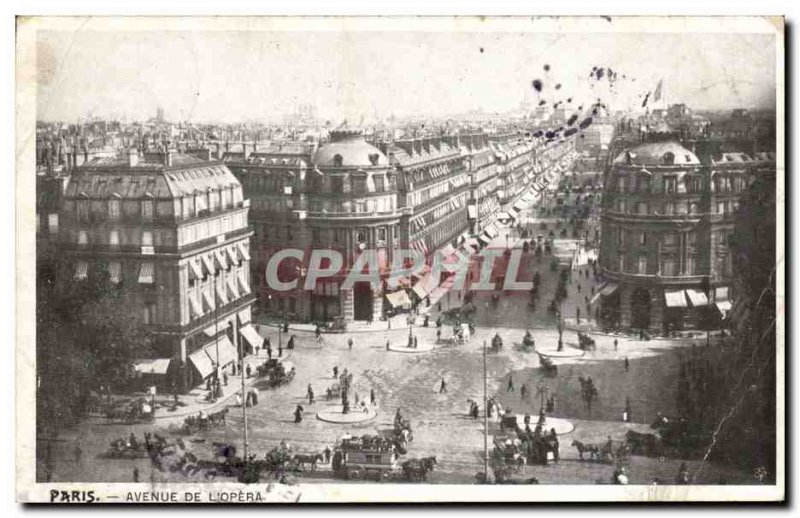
536,382,551,424
557,307,564,352
483,339,490,483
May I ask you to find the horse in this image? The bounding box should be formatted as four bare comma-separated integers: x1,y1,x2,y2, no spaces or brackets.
571,440,601,461
292,453,323,471
625,430,663,456
401,456,437,482
208,408,229,427
212,442,237,460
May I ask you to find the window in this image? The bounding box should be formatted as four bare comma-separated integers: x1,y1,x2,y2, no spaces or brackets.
374,176,385,193
378,227,386,242
353,177,366,195
665,202,676,215
311,228,320,242
688,202,699,215
332,177,344,193
138,262,155,284
638,231,647,246
108,199,121,221
48,213,59,233
108,261,122,284
77,200,89,222
636,202,648,215
141,199,154,220
687,232,697,247
142,231,153,247
78,230,88,246
717,201,726,214
616,200,627,213
637,176,651,193
662,152,675,165
617,253,625,273
617,177,627,193
617,228,625,246
333,154,343,167
143,303,157,324
663,177,677,194
109,230,119,247
661,257,678,276
663,232,678,246
637,256,648,274
286,226,293,241
686,254,696,275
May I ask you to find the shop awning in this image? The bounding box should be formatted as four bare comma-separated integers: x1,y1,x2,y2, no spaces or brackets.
74,261,88,281
189,346,215,379
216,284,229,305
204,325,218,337
478,233,492,245
237,241,251,261
202,254,216,276
138,262,155,284
599,282,619,297
189,259,204,280
237,274,250,295
108,262,121,284
238,308,251,325
513,199,526,211
412,282,429,300
466,238,480,250
685,289,709,307
240,324,263,350
496,211,511,221
134,358,172,375
226,246,240,266
202,290,215,312
715,300,732,313
664,290,688,308
189,295,204,319
227,277,240,300
440,243,456,258
467,205,478,219
215,249,228,270
207,335,238,368
715,287,729,301
385,290,412,309
589,290,603,306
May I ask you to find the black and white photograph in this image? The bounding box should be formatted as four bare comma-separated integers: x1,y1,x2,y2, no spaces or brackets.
15,15,784,503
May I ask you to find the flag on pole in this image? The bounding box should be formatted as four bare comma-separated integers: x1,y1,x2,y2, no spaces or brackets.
653,79,663,102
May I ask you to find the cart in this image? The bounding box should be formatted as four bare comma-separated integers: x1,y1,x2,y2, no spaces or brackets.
332,435,401,481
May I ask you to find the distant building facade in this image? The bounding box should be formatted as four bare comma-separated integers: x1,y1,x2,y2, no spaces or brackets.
597,141,774,333
57,149,257,390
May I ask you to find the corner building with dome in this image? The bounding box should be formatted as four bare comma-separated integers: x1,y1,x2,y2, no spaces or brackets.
597,141,773,333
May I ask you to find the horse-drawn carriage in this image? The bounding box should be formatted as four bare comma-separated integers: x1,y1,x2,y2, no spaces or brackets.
257,359,296,388
440,303,476,326
577,332,597,351
331,434,433,482
104,398,155,424
180,408,229,435
493,427,558,469
539,355,558,377
319,316,347,333
488,333,503,354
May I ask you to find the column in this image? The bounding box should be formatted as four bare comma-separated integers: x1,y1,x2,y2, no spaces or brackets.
649,288,664,333
372,287,384,321
619,285,632,328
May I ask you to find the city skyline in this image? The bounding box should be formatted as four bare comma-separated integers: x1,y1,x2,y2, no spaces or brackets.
36,24,777,124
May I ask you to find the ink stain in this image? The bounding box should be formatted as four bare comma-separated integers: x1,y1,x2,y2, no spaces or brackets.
555,83,562,90
567,114,578,126
480,47,484,53
544,64,550,72
579,117,593,130
641,92,651,108
532,79,543,93
538,100,547,106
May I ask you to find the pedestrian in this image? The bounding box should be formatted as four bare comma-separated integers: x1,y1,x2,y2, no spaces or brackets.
370,388,376,406
255,345,260,357
223,371,229,386
507,375,515,392
73,441,82,464
614,338,618,351
624,357,630,372
348,337,353,351
307,384,315,405
675,462,690,485
278,343,283,357
235,392,242,406
414,336,418,349
385,338,390,351
439,377,447,394
246,364,252,378
288,335,295,349
354,392,360,406
624,397,632,422
323,446,332,464
436,329,441,342
267,345,272,360
521,383,528,400
251,388,259,406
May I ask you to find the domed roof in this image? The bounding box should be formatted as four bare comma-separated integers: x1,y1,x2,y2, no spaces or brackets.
613,141,700,167
312,129,389,168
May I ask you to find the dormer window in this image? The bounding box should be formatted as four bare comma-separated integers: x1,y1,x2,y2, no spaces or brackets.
141,199,154,220
662,152,675,165
333,154,343,167
368,153,380,166
108,198,121,221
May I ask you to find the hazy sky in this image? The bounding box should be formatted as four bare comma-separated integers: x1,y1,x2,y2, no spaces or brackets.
36,28,777,123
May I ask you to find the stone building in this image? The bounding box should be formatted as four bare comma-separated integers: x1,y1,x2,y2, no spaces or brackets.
58,148,257,390
596,141,770,333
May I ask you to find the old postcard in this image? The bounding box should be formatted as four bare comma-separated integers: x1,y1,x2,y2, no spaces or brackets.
16,15,784,503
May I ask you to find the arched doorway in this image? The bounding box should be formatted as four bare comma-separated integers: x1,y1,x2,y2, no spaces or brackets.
631,287,652,330
353,282,373,321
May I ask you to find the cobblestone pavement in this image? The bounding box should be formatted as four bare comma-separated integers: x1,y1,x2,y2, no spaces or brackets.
38,193,753,485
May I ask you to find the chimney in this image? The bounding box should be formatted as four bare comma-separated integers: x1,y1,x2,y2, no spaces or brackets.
165,148,175,167
242,142,249,160
127,148,139,167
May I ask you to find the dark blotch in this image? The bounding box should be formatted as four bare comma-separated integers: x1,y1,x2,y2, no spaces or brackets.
579,117,593,130
567,114,578,126
564,127,578,137
641,92,650,108
538,100,547,106
532,79,543,93
480,47,484,53
555,83,561,90
544,64,550,71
